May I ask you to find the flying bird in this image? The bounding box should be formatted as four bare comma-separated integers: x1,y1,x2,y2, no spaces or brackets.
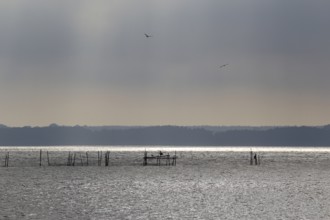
144,33,152,38
219,64,228,69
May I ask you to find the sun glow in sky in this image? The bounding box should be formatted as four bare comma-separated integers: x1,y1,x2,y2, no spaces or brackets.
1,0,330,126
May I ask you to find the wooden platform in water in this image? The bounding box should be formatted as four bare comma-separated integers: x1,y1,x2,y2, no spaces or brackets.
143,151,177,166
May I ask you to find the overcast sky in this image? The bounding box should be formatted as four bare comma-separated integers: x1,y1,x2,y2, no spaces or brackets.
1,0,330,126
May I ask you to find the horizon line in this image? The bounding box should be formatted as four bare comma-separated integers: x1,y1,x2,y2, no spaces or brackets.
1,123,329,128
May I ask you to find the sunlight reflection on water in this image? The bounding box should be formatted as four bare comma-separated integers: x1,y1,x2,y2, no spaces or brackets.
1,146,330,152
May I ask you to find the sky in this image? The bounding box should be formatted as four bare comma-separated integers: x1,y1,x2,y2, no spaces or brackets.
1,0,330,127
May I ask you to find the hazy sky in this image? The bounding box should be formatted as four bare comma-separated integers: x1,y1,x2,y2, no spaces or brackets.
1,0,330,126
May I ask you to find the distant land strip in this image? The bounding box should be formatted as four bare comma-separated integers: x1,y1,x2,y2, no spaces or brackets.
1,124,330,146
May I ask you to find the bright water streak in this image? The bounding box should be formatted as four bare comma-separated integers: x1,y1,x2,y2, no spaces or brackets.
1,146,330,152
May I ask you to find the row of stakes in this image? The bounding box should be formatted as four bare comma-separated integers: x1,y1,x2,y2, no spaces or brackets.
3,150,261,167
3,150,111,167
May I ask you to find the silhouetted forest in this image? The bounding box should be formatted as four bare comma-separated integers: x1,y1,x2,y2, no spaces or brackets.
1,125,330,146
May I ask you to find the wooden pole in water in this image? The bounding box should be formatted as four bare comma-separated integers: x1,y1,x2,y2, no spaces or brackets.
68,152,72,166
6,152,9,167
143,150,147,166
105,151,110,166
80,153,83,166
67,152,69,166
4,153,6,167
39,150,42,166
175,151,177,166
86,152,89,166
47,151,50,166
73,153,76,166
250,149,253,165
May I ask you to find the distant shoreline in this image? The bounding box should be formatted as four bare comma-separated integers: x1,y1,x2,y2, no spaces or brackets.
1,125,330,146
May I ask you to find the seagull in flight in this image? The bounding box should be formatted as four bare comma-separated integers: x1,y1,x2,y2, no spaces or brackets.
144,33,152,38
219,64,228,69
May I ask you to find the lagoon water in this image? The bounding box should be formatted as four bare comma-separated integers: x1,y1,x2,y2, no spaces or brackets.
1,146,330,219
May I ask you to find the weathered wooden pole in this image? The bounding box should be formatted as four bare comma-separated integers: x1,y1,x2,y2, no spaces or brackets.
67,152,71,166
39,150,42,166
73,153,76,166
98,151,101,166
47,151,50,166
4,152,9,167
175,151,177,166
143,150,147,166
107,151,109,166
86,152,89,166
67,152,69,166
80,153,84,166
250,150,253,165
6,152,9,167
104,151,110,166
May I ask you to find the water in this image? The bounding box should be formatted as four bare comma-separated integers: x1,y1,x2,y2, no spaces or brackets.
1,146,330,219
2,145,330,152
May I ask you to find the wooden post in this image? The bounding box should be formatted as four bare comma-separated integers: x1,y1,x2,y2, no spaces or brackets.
47,151,50,166
39,150,42,166
98,151,102,166
97,151,99,166
67,152,70,166
250,150,253,165
4,152,9,167
105,151,110,166
258,155,261,165
98,151,100,166
80,153,83,166
73,153,76,166
104,152,107,166
6,152,9,167
69,152,72,166
86,152,89,166
175,151,177,166
143,150,147,166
